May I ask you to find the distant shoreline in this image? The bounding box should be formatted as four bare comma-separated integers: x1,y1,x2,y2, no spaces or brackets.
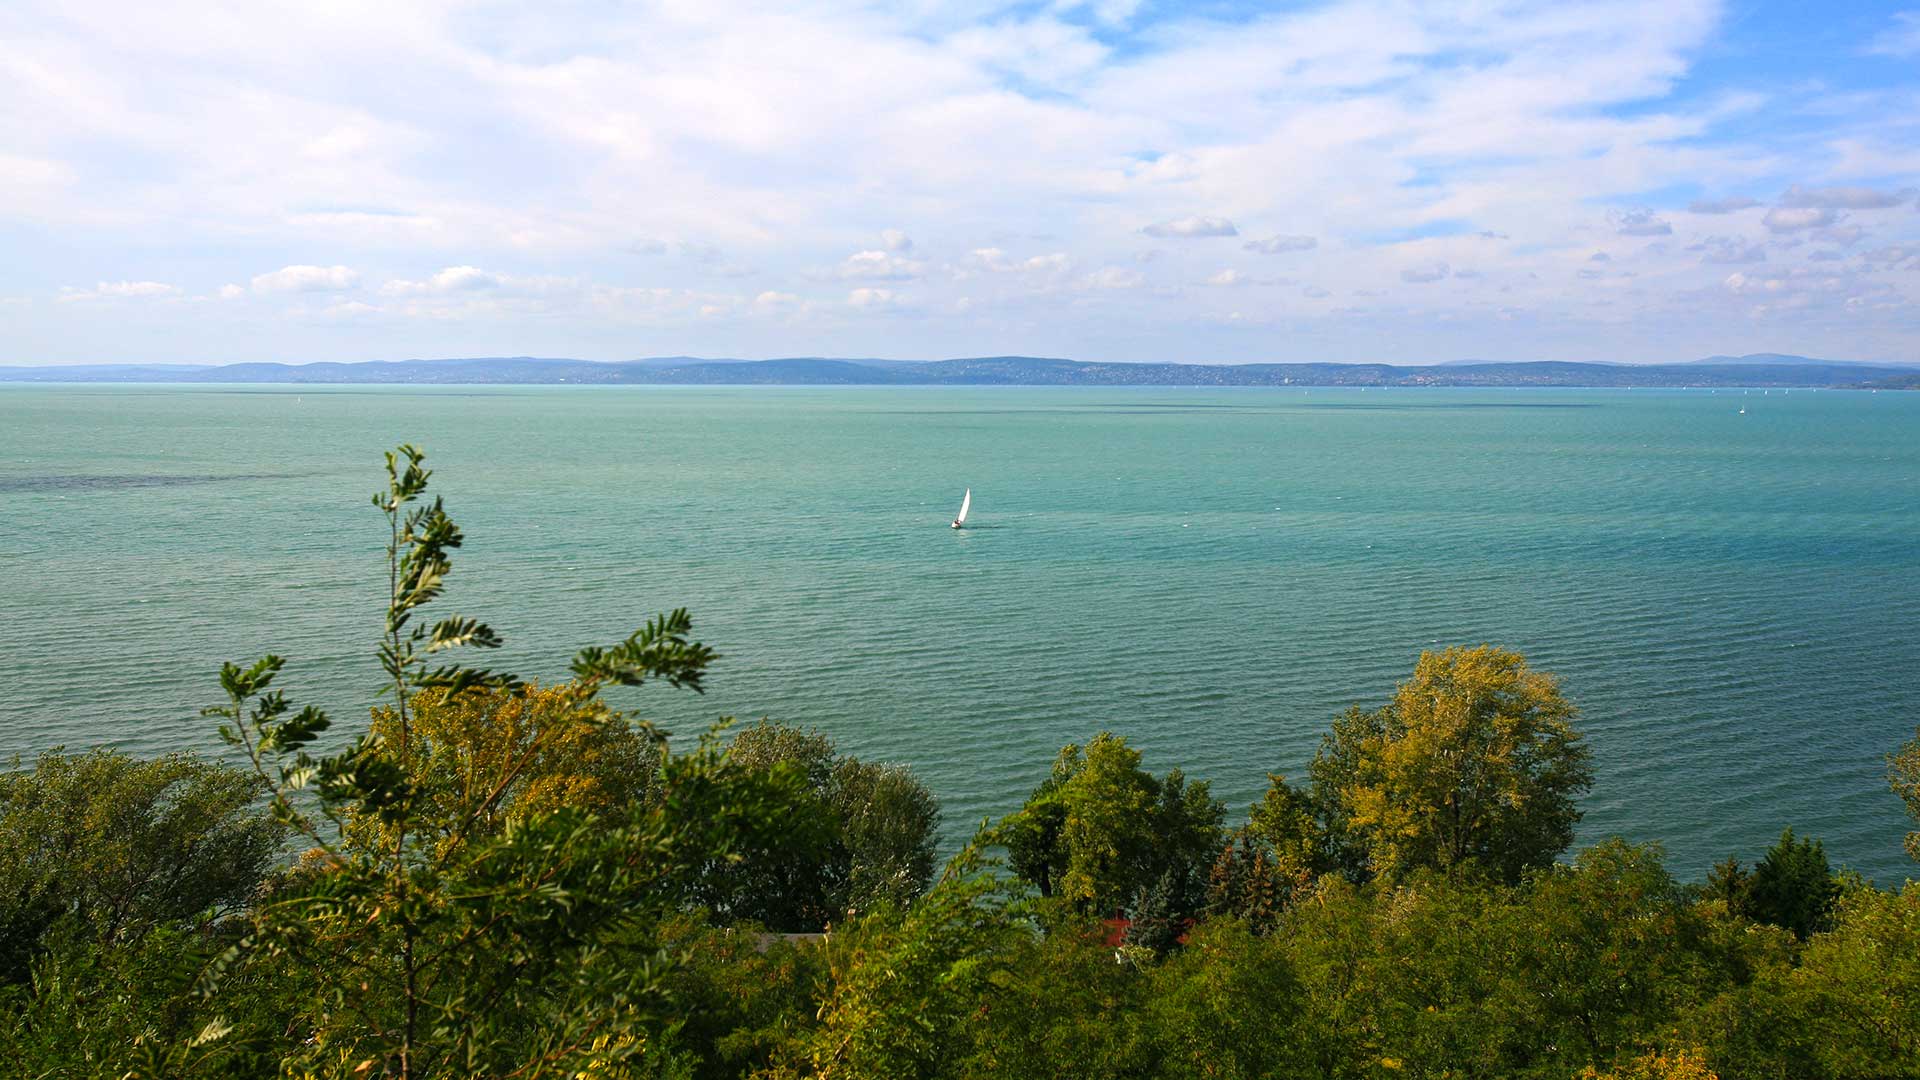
3,353,1917,390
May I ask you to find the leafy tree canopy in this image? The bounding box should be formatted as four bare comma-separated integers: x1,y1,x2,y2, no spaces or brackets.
1307,644,1594,884
1002,732,1224,921
694,720,940,931
0,748,279,983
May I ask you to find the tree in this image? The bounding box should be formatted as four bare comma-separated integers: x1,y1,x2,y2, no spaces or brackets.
1308,644,1593,884
770,847,1025,1080
691,720,939,931
345,682,666,856
201,444,809,1078
1744,827,1839,940
1702,856,1750,913
1893,726,1920,863
0,748,279,983
1001,732,1225,921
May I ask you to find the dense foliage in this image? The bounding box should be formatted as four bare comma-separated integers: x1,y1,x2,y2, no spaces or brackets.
2,445,1917,1079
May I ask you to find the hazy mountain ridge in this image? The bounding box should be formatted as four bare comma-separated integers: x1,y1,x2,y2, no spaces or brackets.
1,354,1915,387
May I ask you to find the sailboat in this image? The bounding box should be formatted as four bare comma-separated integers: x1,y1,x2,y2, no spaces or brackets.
951,488,972,529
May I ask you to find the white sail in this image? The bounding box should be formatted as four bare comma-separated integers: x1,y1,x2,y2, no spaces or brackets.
955,488,972,524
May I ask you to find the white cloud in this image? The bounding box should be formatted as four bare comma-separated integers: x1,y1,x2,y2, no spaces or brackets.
1813,223,1866,247
251,264,359,293
57,280,181,302
837,250,925,281
847,287,898,309
96,280,179,298
1608,208,1673,236
1867,11,1920,58
1400,262,1450,283
6,0,1919,362
217,283,245,300
967,248,1071,275
1142,216,1238,239
1778,184,1915,209
1243,234,1317,254
1687,196,1758,214
1302,285,1331,299
1690,237,1767,264
381,266,506,296
1761,207,1837,233
1203,268,1287,287
1084,266,1145,289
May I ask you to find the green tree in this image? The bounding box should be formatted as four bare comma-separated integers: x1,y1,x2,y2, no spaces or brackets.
1744,827,1840,940
770,847,1025,1080
694,720,939,931
0,748,279,983
1688,883,1920,1079
1307,644,1594,884
345,681,666,857
1893,726,1920,863
1001,732,1225,920
200,444,807,1078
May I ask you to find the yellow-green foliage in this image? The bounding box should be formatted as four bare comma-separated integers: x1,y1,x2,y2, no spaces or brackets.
355,682,661,854
1330,644,1593,883
1892,726,1920,863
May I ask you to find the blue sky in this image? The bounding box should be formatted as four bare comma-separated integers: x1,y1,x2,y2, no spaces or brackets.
3,1,1918,365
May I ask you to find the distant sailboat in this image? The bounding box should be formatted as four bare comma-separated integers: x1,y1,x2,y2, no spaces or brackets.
951,488,972,529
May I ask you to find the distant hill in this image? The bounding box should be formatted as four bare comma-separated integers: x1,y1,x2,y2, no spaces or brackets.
1685,353,1903,368
2,354,1916,387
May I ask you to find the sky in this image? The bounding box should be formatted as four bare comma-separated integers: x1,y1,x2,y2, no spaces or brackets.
3,1,1919,366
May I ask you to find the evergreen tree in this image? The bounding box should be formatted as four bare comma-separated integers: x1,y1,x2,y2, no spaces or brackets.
1745,827,1839,939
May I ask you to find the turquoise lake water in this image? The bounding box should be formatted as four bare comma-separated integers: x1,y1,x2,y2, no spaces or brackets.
1,384,1915,881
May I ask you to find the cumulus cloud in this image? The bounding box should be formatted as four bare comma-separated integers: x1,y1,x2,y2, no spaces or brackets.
1689,237,1767,264
1688,195,1759,214
1608,208,1673,236
1761,207,1837,233
837,250,925,281
1400,262,1450,283
1813,224,1866,247
1203,268,1268,286
382,266,505,296
1588,251,1612,262
217,283,246,300
1243,234,1317,254
968,248,1070,275
57,280,182,302
1142,216,1238,239
1778,184,1915,209
1084,266,1145,289
252,265,359,293
97,280,180,298
9,0,1920,361
847,287,899,309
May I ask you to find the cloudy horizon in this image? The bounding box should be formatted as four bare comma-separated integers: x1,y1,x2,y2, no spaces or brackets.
4,1,1919,366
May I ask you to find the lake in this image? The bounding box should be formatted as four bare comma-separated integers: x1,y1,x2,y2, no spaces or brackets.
2,383,1915,881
